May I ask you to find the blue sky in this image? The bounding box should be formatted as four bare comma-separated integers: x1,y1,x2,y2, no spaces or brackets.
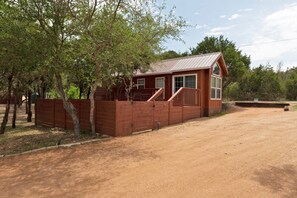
160,0,297,70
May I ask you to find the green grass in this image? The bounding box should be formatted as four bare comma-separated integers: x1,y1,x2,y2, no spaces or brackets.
0,129,99,156
292,104,297,111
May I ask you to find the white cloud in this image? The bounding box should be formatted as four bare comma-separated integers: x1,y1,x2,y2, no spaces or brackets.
205,32,223,36
220,15,226,18
228,14,242,20
205,25,235,36
240,5,297,68
195,24,208,30
210,25,235,32
238,8,253,12
194,12,199,15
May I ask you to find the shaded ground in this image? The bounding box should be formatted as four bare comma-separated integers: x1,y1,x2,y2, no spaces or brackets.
0,105,98,155
1,106,297,197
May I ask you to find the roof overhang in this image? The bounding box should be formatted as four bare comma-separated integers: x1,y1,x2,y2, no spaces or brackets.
215,53,228,76
133,66,211,77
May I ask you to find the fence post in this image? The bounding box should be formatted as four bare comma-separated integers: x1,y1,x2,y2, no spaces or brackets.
53,99,56,128
64,102,67,130
168,101,171,125
94,99,97,133
35,99,37,126
79,100,81,125
182,90,184,123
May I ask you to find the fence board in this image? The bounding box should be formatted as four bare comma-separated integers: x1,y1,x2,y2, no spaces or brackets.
115,101,133,136
54,100,65,128
132,102,154,132
36,99,202,137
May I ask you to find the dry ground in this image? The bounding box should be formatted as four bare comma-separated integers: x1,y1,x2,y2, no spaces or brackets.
0,106,297,198
0,105,99,155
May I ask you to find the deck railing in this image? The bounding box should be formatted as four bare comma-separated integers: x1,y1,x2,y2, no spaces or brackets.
168,87,201,106
131,88,160,101
147,88,164,101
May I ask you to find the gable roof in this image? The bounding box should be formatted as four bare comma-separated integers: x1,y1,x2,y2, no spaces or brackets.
134,52,228,77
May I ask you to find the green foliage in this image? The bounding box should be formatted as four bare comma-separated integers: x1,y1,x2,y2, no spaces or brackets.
190,35,250,89
235,65,282,101
48,89,59,99
67,85,80,99
159,50,183,60
285,67,297,100
224,82,240,100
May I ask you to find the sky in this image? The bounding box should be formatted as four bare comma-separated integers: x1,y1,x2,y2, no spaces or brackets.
160,0,297,70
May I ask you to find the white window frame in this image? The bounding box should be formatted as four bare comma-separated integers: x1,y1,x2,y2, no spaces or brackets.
210,63,222,100
172,73,197,95
137,78,145,89
155,77,165,99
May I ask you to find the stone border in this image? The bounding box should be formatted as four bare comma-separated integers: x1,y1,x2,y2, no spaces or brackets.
0,136,113,158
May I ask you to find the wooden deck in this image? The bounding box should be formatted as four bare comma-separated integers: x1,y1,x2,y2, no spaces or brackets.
235,101,290,108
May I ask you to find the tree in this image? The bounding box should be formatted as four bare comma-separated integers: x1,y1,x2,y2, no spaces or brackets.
19,0,93,135
285,67,297,100
190,36,251,90
159,50,182,60
237,65,282,101
0,1,43,134
79,0,186,135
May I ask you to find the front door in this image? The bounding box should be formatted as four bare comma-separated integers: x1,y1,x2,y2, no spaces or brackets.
172,74,197,94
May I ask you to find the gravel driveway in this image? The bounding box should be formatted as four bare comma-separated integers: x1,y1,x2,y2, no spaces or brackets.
0,107,297,198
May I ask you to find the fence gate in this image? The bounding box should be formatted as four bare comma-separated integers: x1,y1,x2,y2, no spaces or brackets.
132,102,154,132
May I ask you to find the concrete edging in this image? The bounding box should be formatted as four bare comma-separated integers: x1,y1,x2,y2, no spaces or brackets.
0,137,113,158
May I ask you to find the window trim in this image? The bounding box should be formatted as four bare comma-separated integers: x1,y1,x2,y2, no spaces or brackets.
137,78,145,89
172,73,197,95
155,77,165,99
210,75,222,100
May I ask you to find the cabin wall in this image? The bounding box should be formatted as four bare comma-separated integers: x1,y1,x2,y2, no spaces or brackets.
133,74,172,100
133,69,220,116
132,67,224,117
208,65,223,116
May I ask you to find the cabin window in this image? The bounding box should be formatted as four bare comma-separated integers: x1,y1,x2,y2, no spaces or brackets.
213,63,220,75
155,77,165,99
211,76,221,100
155,77,165,89
137,78,145,89
173,74,197,94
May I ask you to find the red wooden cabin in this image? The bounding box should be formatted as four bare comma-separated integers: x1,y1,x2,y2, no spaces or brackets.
132,52,228,116
96,52,228,116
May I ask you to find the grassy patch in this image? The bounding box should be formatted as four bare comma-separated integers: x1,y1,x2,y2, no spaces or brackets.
0,104,101,156
0,127,99,155
291,104,297,111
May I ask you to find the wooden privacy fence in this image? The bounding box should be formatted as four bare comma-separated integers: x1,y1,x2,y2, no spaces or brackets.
35,88,201,137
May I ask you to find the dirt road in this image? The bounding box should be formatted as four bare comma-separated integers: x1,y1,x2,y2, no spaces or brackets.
0,107,297,198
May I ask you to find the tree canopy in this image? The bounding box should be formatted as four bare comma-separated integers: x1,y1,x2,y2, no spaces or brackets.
190,35,251,89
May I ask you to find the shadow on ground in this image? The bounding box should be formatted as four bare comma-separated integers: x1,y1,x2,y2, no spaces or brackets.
0,140,159,197
253,164,297,198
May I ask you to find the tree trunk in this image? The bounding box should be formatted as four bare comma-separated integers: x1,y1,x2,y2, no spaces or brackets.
55,73,81,136
0,75,13,134
41,82,46,99
79,83,83,99
25,92,28,114
27,90,32,122
87,87,91,99
89,83,98,137
12,93,18,128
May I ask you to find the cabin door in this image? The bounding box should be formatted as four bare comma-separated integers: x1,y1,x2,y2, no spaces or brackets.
172,74,197,94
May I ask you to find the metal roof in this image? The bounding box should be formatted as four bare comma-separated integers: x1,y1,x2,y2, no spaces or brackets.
134,52,225,76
